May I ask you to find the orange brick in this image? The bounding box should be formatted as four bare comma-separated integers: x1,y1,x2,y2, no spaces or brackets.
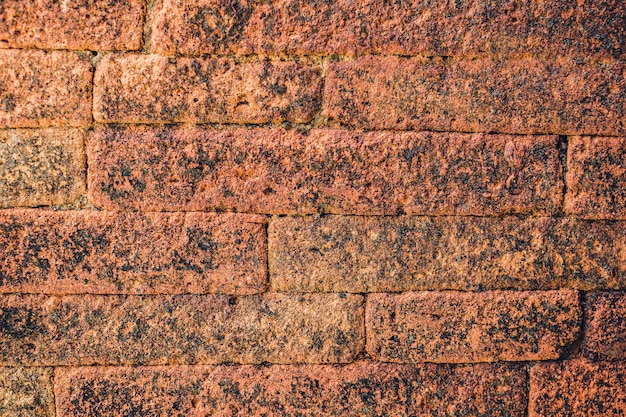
0,50,92,128
88,126,561,215
0,129,85,208
326,56,626,136
270,216,626,292
0,293,363,366
150,0,624,59
94,54,321,124
0,367,54,417
530,359,626,416
584,292,626,361
566,136,626,219
0,0,145,50
366,290,581,363
55,362,527,416
0,210,266,295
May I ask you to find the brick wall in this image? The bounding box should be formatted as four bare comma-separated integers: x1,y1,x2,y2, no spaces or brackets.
0,1,625,416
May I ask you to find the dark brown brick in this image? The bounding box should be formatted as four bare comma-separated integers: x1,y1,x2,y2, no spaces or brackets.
366,290,581,363
0,367,54,417
566,136,626,219
150,0,624,59
94,54,321,124
326,56,626,136
55,362,527,417
270,216,626,292
0,293,363,366
530,359,626,416
585,292,626,361
0,0,145,50
88,126,561,215
0,129,85,208
0,50,92,128
0,210,266,295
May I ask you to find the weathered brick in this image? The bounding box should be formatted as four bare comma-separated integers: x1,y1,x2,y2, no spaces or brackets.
150,0,624,59
0,368,54,417
0,50,92,128
0,210,266,295
94,54,321,124
530,359,626,416
326,56,626,136
585,292,626,361
0,129,85,208
270,216,626,292
366,290,581,363
566,136,626,219
0,0,145,50
0,293,363,366
88,126,561,215
55,362,527,417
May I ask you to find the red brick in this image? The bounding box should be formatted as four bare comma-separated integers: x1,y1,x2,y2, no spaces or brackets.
270,216,626,292
0,50,92,128
366,290,581,363
0,293,363,366
326,56,626,136
88,126,561,215
530,359,626,416
150,0,624,59
0,129,85,208
0,367,54,417
0,210,266,295
566,136,626,219
0,0,145,50
55,362,527,416
94,54,321,124
585,292,626,361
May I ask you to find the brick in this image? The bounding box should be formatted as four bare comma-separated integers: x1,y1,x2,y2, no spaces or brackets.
366,290,581,363
150,0,625,59
0,210,266,295
0,50,92,128
566,136,626,219
530,359,626,416
0,293,363,366
326,56,626,136
55,362,526,417
585,292,626,361
0,0,145,50
88,126,561,215
270,216,626,292
0,129,85,208
0,368,54,417
94,54,321,124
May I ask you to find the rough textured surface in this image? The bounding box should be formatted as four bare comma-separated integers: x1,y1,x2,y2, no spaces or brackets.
0,129,85,208
0,293,363,366
88,126,562,215
0,367,54,417
0,210,266,295
270,216,626,292
94,55,321,124
150,0,625,58
366,290,581,363
326,56,626,136
0,0,145,50
530,359,626,416
55,363,527,417
0,50,92,128
585,292,626,361
566,136,626,219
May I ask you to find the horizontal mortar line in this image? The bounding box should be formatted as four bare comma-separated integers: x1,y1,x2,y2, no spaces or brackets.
3,46,625,65
0,208,613,222
12,121,619,139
